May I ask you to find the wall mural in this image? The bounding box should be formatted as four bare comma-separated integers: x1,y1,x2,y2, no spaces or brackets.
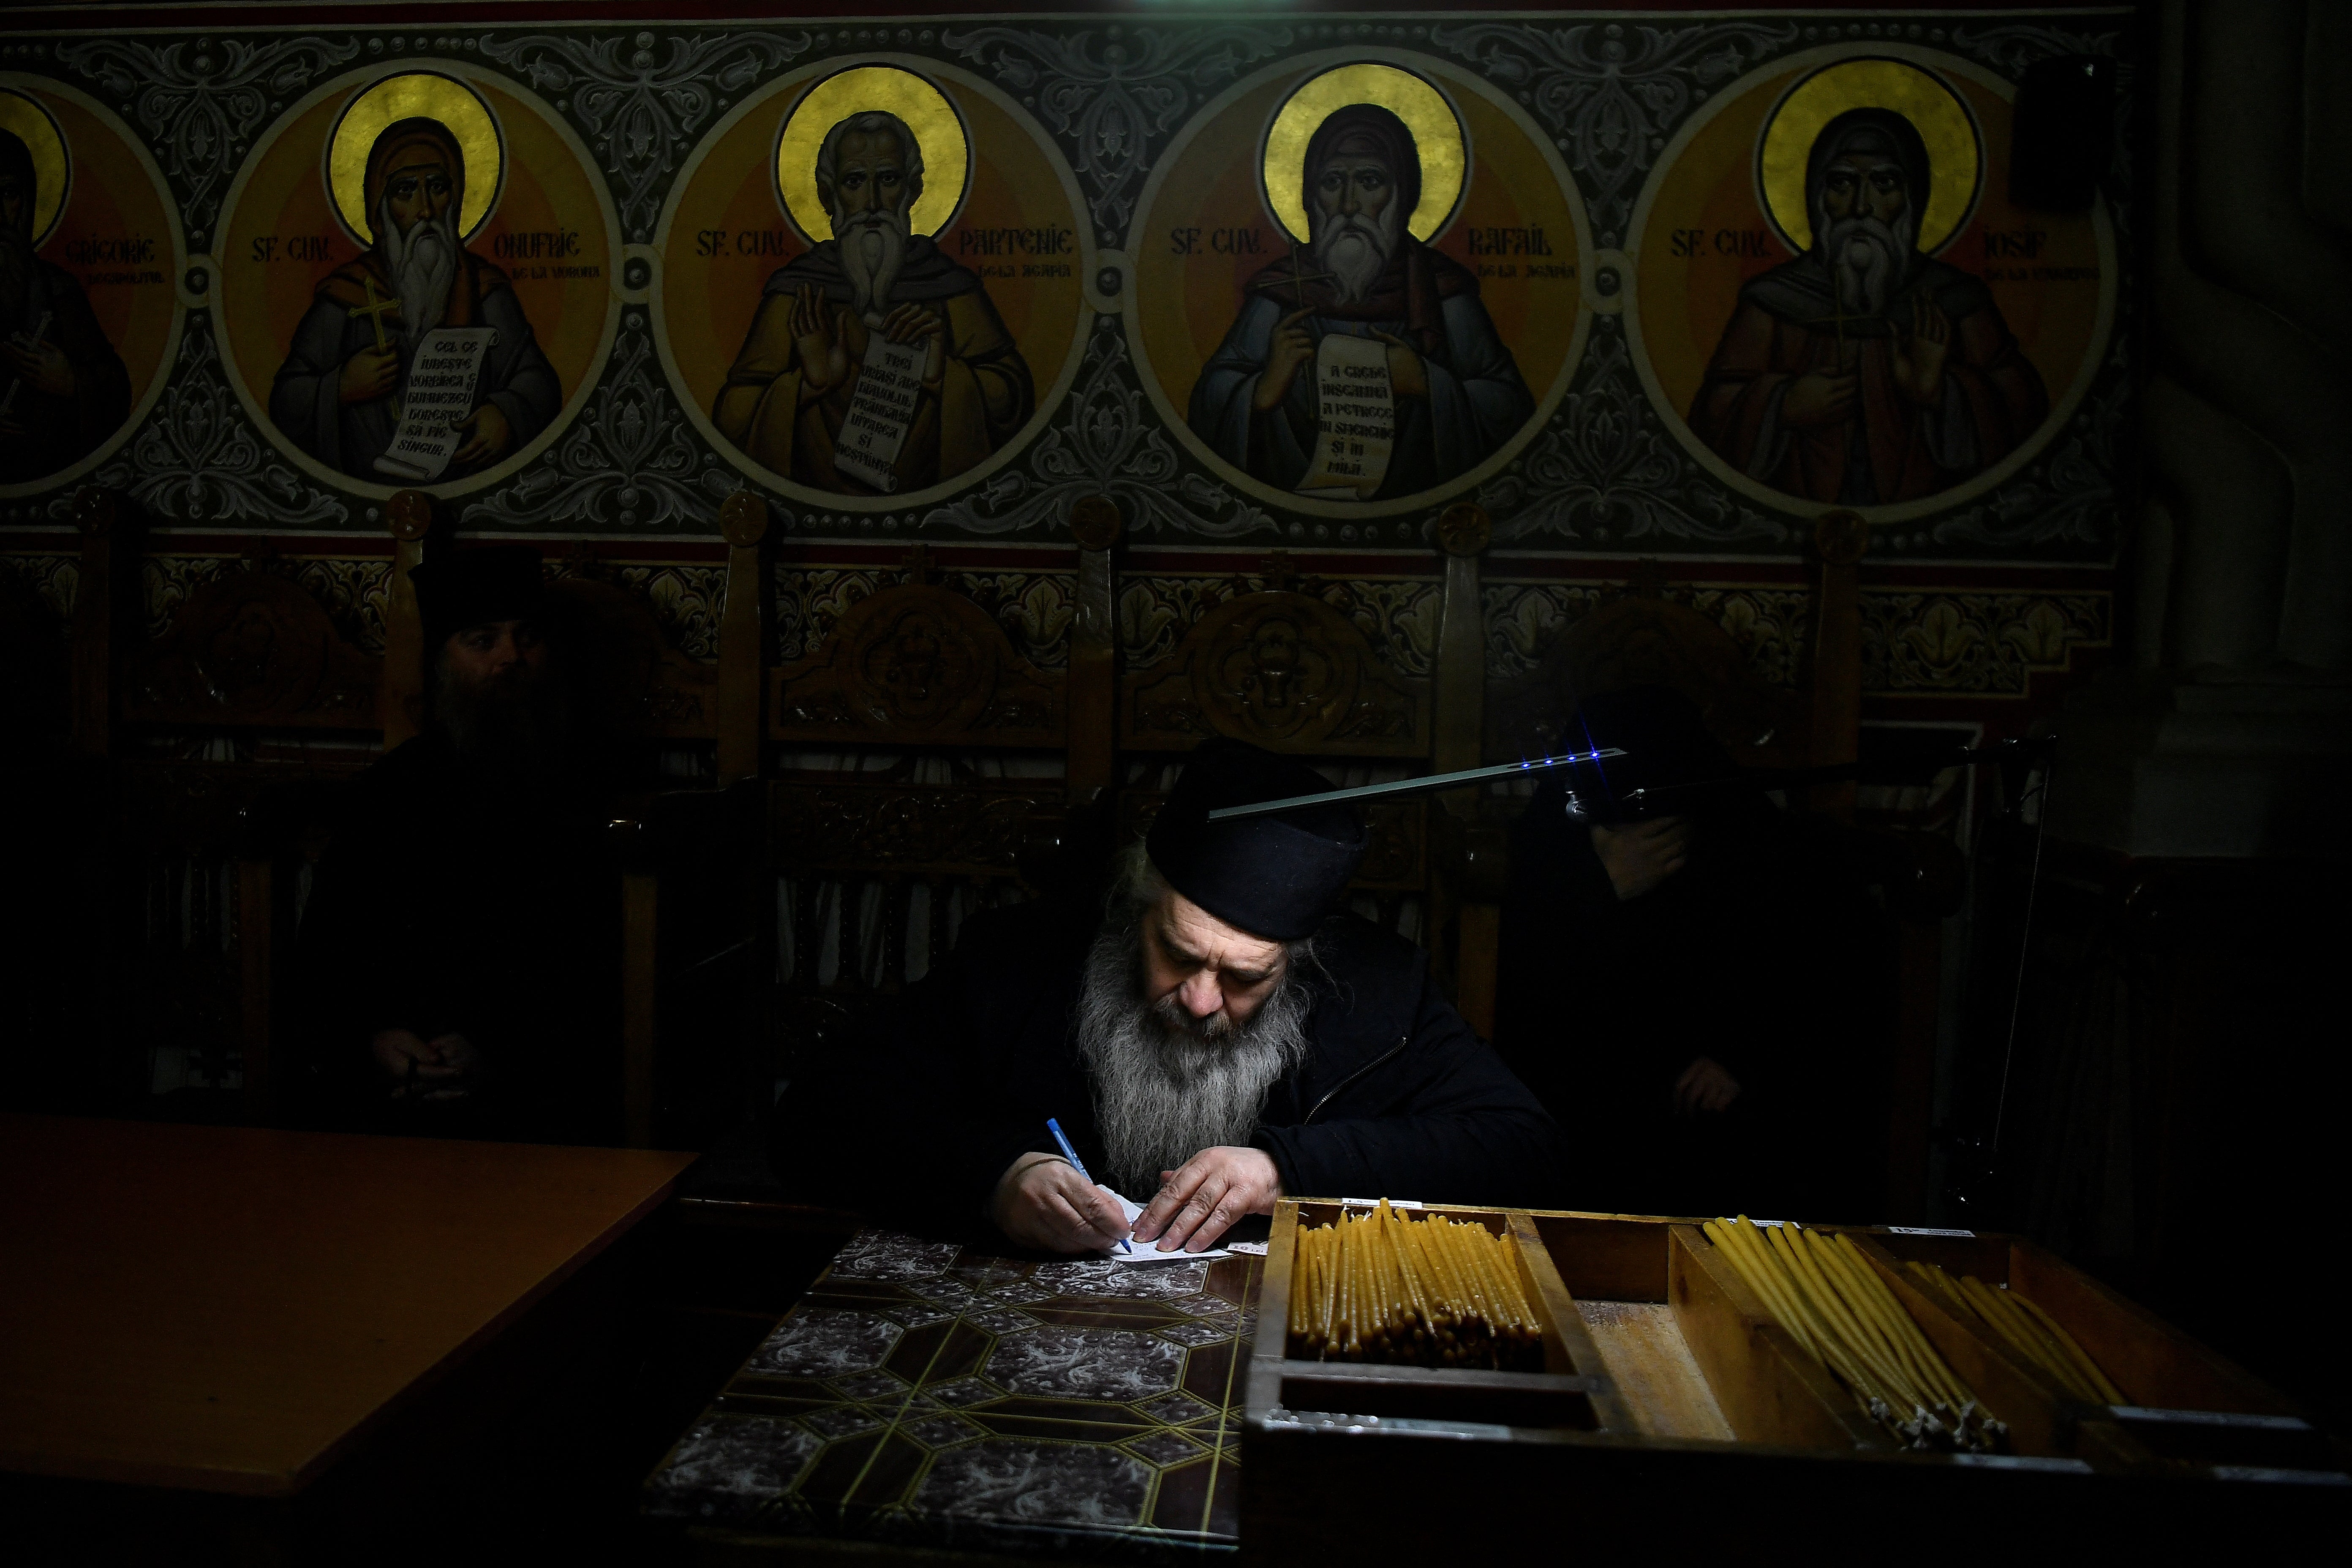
0,10,2132,571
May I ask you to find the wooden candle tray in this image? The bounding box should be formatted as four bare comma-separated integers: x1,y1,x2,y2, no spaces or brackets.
1244,1203,2349,1556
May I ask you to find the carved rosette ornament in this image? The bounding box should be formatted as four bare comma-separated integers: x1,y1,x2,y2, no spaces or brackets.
1435,502,1493,558
1068,493,1123,553
1813,509,1870,566
126,569,378,728
1122,592,1429,757
770,583,1065,748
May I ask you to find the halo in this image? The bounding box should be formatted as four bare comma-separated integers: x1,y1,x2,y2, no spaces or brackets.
0,88,70,249
776,66,970,243
1261,63,1466,247
327,72,504,244
1759,58,1981,256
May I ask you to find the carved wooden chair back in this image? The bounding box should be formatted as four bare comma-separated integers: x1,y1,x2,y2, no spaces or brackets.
70,495,388,1128
1117,574,1438,936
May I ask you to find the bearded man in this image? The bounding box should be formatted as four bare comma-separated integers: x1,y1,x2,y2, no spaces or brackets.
715,109,1033,494
1691,108,2048,505
776,740,1563,1253
270,117,561,483
1188,103,1533,500
294,546,621,1144
0,128,131,482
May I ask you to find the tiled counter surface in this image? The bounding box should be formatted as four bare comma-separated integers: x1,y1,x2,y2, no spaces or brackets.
644,1230,1258,1559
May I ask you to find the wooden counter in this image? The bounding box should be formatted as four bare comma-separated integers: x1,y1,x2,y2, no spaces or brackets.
0,1115,694,1497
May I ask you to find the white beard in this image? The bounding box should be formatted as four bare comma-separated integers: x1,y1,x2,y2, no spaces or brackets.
837,207,909,327
1074,918,1314,1197
1312,201,1400,306
1819,213,1912,316
379,204,457,346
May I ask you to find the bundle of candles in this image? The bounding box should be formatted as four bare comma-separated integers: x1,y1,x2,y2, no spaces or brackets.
1703,1216,2006,1452
1285,1201,1545,1370
1900,1260,2126,1405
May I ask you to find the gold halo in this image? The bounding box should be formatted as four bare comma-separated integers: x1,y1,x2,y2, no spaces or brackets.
328,72,503,244
1262,64,1466,247
1759,58,1981,256
776,66,969,243
0,88,70,249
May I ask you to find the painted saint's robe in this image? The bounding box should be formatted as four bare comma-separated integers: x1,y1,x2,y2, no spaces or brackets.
1188,243,1534,501
269,250,561,483
1689,257,2048,506
715,237,1033,495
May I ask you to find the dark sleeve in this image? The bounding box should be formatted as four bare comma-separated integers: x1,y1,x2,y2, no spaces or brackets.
1253,957,1566,1209
1491,779,1622,1111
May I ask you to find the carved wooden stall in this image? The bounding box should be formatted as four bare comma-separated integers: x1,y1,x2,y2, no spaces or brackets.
739,510,1112,1146
67,490,387,1122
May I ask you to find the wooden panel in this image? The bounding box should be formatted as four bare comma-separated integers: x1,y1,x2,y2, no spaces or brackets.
1121,590,1429,757
770,581,1064,748
0,1116,692,1495
381,489,430,747
69,486,136,760
716,492,768,784
768,778,1063,877
1573,1301,1735,1440
1067,495,1120,799
123,569,378,730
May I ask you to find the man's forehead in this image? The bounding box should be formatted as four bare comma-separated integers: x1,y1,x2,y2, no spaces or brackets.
1830,150,1904,175
1154,887,1287,966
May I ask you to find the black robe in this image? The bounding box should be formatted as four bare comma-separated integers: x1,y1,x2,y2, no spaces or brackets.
292,730,621,1143
1493,777,1888,1220
778,901,1564,1227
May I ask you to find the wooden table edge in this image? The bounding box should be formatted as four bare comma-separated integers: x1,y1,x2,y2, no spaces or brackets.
1,1149,697,1499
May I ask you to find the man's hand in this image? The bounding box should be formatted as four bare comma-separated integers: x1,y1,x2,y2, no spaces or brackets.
1781,369,1857,427
370,1029,479,1102
1251,308,1317,412
1891,295,1952,406
2,337,74,398
1674,1056,1742,1115
988,1154,1133,1254
1132,1146,1282,1254
1590,816,1692,901
451,403,512,466
789,283,848,395
877,299,949,388
338,344,401,405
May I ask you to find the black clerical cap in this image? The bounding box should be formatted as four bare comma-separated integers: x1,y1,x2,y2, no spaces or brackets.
1146,738,1367,942
409,545,548,646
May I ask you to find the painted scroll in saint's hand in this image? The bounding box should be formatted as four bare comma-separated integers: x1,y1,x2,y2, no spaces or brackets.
1294,331,1394,502
834,335,927,494
371,326,501,481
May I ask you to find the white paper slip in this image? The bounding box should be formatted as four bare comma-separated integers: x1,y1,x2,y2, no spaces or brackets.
372,326,500,480
1101,1186,1234,1264
1293,330,1394,501
834,334,926,493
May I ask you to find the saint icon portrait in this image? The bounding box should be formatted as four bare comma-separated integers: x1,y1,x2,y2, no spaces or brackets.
715,67,1033,496
0,98,131,485
1189,68,1533,503
270,75,561,484
1690,63,2047,506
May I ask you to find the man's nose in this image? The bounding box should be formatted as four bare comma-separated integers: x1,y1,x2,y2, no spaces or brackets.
1177,973,1223,1019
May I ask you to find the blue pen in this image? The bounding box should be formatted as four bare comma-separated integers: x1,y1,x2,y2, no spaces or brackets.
1047,1117,1132,1253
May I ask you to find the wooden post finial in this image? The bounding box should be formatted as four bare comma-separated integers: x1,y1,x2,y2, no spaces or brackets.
719,490,769,548
1069,493,1122,553
1435,501,1492,558
385,489,434,543
1813,508,1869,566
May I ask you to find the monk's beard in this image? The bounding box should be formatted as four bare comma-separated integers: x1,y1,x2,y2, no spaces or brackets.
1075,892,1315,1197
1312,201,1399,306
838,207,909,327
0,223,31,325
380,204,458,346
434,654,572,784
1818,213,1913,317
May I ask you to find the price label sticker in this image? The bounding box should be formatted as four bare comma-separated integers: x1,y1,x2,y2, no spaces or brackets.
1886,1226,1975,1238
